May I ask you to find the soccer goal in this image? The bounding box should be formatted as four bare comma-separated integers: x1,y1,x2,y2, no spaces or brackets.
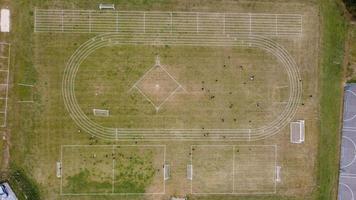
164,164,170,180
99,3,115,10
276,166,281,182
187,164,193,180
93,109,109,117
56,161,61,178
290,120,305,143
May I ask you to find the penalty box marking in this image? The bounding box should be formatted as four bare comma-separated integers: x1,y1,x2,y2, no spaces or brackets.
60,145,166,196
190,144,277,195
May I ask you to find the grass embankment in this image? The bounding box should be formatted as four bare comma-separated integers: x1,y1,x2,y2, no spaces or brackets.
316,0,348,199
6,0,41,199
7,166,41,200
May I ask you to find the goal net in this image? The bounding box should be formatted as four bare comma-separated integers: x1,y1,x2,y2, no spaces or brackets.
290,120,305,143
187,164,193,180
164,164,170,180
93,109,109,117
276,166,281,182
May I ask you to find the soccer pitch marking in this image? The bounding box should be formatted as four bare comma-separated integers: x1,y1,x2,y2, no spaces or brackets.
189,145,277,195
60,145,166,196
61,33,302,140
0,42,10,127
34,9,302,37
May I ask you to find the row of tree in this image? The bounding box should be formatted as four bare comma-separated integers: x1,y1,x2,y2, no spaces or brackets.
343,0,356,19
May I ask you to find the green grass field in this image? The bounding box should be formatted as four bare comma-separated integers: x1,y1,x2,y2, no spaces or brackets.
2,0,346,199
316,0,347,199
75,45,286,129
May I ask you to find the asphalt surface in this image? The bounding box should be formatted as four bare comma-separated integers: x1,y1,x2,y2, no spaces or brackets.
339,84,356,200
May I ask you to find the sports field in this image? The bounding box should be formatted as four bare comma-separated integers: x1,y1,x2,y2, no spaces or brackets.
5,0,326,200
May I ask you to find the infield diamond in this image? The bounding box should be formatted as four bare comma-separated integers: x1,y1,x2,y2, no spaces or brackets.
133,56,182,111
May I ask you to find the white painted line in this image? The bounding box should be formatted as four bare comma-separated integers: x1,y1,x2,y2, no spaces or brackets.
89,10,92,33
143,12,146,33
232,145,235,193
196,12,199,33
191,145,277,194
61,10,64,32
60,145,63,195
1,43,10,128
17,101,34,103
18,83,34,87
60,33,302,140
34,8,37,32
112,145,115,193
61,145,166,195
249,13,251,35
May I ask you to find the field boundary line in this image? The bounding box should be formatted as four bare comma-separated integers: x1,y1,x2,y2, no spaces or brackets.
190,144,277,195
60,144,166,196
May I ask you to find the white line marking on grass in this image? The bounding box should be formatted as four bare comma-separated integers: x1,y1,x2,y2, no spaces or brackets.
61,10,64,32
300,15,303,35
249,13,251,35
190,145,193,194
128,64,157,92
134,85,160,111
89,10,92,33
17,101,34,103
61,34,302,140
34,8,37,32
170,12,173,35
156,86,181,111
274,144,277,193
163,145,166,194
18,83,34,87
61,145,166,195
35,10,303,36
1,43,10,128
232,145,235,193
112,145,115,193
159,65,186,92
196,12,199,33
116,12,119,32
60,145,63,195
191,145,276,194
275,15,278,36
143,12,146,33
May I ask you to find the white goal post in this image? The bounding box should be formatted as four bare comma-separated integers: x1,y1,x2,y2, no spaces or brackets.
187,164,193,180
164,164,170,180
93,109,109,117
290,120,305,144
99,4,115,10
56,161,61,178
276,166,281,182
